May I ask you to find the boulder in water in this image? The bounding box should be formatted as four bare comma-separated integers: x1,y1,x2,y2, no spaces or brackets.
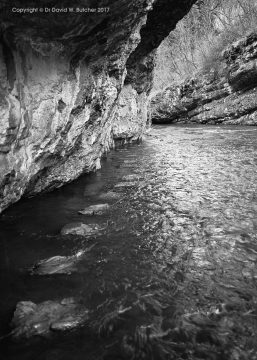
78,203,110,216
11,298,89,339
60,222,101,236
29,250,87,275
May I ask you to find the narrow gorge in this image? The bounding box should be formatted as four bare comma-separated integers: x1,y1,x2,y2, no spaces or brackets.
1,1,257,360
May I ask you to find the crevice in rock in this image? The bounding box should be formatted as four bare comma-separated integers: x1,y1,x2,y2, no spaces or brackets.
1,37,16,91
57,99,66,112
125,0,197,91
0,170,16,199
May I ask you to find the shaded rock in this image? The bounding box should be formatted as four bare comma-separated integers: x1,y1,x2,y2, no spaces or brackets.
78,203,110,216
29,249,88,275
60,222,101,236
11,298,89,339
228,60,257,91
112,85,147,143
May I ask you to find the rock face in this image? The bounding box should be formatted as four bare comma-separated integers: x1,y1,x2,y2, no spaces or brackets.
150,32,257,125
11,298,89,339
0,0,196,213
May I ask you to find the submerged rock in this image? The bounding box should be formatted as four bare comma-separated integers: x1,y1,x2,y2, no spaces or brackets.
11,298,89,339
30,249,87,275
114,182,137,189
60,222,101,236
83,183,104,197
78,203,110,216
122,174,141,182
98,191,120,201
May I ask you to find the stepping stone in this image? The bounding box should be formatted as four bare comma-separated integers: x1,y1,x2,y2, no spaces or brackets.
121,174,141,182
123,160,135,164
114,182,137,189
98,191,120,201
10,297,89,339
78,203,110,216
60,222,101,236
29,249,90,275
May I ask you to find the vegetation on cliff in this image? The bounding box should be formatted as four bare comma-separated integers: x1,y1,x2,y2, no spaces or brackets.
150,31,257,125
153,0,257,93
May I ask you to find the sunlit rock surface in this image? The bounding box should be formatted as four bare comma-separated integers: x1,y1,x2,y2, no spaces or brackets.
0,0,196,213
151,32,257,125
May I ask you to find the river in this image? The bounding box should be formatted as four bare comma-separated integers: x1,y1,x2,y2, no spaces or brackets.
1,125,257,359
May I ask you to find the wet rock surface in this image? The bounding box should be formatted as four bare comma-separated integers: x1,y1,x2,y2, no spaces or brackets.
151,31,257,125
10,298,89,339
29,250,87,275
1,125,257,359
78,204,110,216
60,222,102,236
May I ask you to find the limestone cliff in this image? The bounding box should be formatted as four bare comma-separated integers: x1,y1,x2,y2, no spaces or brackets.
150,31,257,125
0,0,196,213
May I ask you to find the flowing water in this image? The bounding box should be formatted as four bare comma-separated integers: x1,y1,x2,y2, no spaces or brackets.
1,125,257,360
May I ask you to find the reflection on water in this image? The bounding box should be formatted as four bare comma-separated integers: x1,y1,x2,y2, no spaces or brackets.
1,125,257,359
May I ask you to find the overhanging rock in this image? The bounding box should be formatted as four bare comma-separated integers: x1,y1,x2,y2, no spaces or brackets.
0,0,196,213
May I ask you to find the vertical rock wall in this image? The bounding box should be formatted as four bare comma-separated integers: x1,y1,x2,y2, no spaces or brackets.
0,0,196,213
